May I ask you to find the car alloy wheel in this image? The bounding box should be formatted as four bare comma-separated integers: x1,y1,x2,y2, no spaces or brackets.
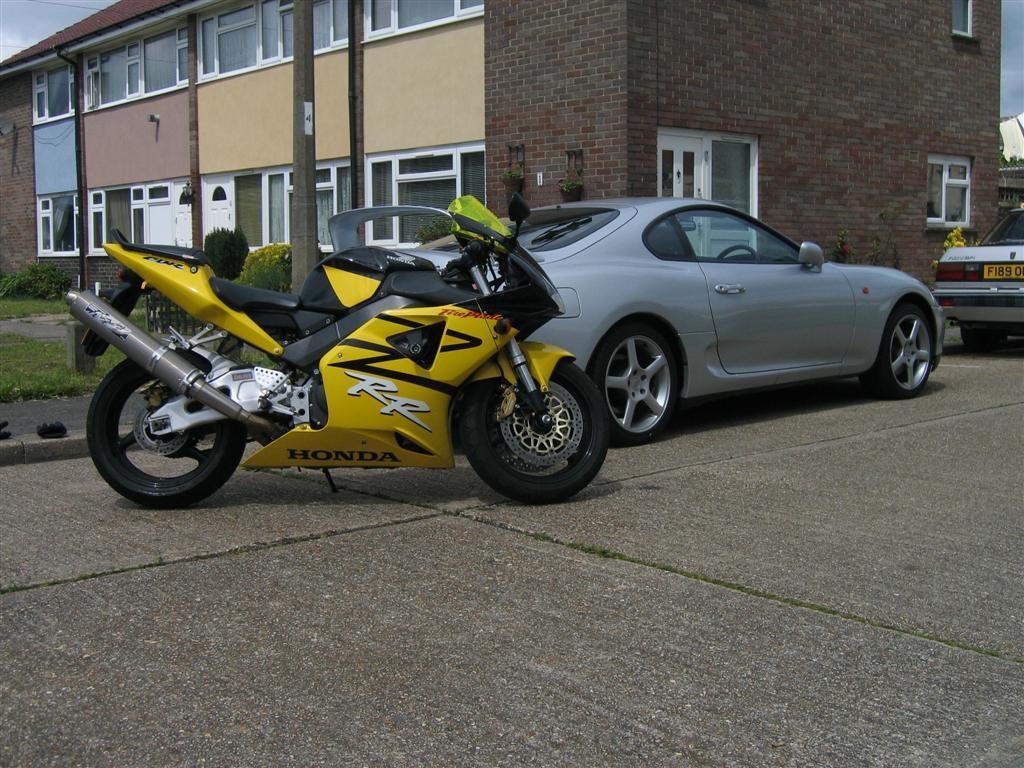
593,323,678,446
887,310,932,391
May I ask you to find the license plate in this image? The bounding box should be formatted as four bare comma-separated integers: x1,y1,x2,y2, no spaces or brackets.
983,264,1024,280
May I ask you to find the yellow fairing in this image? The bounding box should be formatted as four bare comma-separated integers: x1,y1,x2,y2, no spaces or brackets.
104,243,284,356
323,267,380,308
466,340,573,389
245,305,517,470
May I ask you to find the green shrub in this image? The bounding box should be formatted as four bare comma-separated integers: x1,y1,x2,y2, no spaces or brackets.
204,228,249,280
238,244,292,292
415,217,454,244
0,262,71,299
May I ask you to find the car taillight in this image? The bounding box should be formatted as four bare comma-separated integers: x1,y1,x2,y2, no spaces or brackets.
935,263,980,281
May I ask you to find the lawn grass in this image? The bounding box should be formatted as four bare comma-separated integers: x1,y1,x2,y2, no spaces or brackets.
0,334,124,401
0,297,69,319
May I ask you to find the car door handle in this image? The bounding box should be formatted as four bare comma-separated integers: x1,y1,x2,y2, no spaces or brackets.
714,283,746,294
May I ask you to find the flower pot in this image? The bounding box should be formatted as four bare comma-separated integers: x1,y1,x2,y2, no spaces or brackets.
560,186,583,202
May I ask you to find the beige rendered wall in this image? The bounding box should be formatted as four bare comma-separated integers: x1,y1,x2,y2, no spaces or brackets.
198,50,350,174
84,90,190,188
363,18,484,153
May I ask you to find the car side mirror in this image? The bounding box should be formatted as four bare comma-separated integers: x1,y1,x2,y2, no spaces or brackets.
798,242,824,270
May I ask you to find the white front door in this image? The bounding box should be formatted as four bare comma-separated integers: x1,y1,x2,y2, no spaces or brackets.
658,135,704,199
171,181,193,247
658,129,758,215
203,176,234,236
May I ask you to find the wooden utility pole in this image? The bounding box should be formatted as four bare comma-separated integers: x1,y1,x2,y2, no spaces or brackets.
291,0,318,288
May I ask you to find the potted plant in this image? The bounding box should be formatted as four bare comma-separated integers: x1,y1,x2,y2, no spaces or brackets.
559,176,584,202
501,168,524,194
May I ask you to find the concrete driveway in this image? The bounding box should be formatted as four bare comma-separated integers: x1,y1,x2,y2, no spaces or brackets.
2,345,1022,766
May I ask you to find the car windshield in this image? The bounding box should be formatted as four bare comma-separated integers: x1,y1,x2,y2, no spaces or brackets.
982,212,1024,244
517,208,619,252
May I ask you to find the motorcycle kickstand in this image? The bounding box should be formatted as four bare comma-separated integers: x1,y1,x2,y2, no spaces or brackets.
322,468,340,493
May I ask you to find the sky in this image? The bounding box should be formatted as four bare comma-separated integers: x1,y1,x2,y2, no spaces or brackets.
1,0,1023,115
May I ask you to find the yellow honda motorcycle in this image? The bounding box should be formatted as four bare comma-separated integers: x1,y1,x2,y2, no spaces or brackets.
67,194,608,508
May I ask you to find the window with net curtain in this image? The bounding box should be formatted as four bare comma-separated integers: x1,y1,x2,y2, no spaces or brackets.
144,30,178,92
235,174,264,246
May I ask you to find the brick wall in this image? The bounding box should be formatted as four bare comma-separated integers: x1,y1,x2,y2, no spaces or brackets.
0,72,37,274
488,0,1001,278
484,0,630,209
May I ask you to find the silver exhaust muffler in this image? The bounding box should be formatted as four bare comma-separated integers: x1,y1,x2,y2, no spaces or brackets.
66,290,283,444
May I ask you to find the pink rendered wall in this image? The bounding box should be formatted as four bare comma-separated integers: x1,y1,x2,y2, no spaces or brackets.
84,90,189,188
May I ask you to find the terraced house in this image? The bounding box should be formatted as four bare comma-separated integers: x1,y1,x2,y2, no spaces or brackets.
0,0,1000,286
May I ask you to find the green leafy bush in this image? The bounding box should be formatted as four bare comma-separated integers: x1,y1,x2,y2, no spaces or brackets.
238,244,292,292
0,262,71,299
204,228,249,280
415,217,454,244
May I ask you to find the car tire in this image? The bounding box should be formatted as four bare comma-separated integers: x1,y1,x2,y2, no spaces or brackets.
960,327,1006,353
589,322,679,446
860,302,933,399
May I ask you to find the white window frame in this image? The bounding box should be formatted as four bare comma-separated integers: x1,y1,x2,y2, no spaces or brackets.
657,128,759,216
365,143,486,246
365,0,483,41
952,0,972,36
37,193,79,256
927,154,971,227
84,26,188,110
32,65,74,124
201,0,349,80
88,182,182,252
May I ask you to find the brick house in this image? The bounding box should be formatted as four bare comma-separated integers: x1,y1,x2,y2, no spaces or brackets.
0,0,1002,284
485,0,1001,277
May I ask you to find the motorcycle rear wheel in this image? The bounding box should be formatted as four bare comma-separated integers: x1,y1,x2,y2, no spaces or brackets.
459,361,609,504
87,359,247,508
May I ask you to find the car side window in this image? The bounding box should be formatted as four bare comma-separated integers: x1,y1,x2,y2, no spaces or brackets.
674,209,797,264
643,215,693,261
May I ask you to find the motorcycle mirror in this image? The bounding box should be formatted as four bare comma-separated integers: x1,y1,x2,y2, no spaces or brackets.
508,193,530,226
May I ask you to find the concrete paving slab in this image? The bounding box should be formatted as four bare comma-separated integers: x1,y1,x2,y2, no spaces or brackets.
0,458,436,590
2,516,1021,767
600,350,1024,483
470,405,1024,661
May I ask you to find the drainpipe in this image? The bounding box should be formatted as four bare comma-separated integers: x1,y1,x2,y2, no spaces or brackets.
348,0,359,209
56,48,87,290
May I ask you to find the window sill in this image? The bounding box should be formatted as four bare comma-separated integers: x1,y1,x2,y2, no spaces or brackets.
926,223,974,232
951,32,980,45
32,112,76,128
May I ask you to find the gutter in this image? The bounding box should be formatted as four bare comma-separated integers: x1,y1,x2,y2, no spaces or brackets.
0,0,210,77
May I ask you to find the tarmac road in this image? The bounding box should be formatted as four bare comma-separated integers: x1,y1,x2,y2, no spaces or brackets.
1,345,1022,766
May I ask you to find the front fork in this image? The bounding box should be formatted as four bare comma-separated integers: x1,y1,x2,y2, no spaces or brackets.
468,263,554,434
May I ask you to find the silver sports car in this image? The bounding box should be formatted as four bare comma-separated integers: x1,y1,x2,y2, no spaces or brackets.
414,197,943,446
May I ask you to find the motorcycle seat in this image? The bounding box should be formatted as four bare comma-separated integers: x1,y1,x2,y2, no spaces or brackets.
109,229,211,268
209,276,301,311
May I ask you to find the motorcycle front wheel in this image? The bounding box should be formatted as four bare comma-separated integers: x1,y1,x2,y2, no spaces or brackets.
87,359,247,508
459,360,609,504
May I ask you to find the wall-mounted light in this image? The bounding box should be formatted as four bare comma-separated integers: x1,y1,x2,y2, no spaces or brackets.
147,113,160,124
179,180,195,206
566,148,584,174
507,143,525,170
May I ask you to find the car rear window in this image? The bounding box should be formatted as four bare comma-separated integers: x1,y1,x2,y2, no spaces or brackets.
517,207,620,252
982,212,1024,244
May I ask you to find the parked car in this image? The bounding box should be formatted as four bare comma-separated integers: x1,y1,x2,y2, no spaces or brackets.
408,198,944,446
933,208,1024,352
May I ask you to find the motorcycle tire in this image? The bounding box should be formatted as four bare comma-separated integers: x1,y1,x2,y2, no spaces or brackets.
87,359,248,508
459,360,609,504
